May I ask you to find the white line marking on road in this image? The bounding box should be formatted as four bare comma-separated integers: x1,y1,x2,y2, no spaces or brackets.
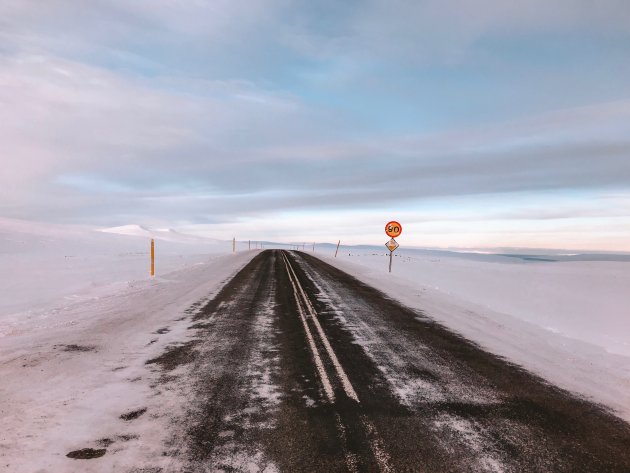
281,253,335,402
283,253,360,403
283,251,397,473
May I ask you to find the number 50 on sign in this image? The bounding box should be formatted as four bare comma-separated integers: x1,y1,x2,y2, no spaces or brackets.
385,221,402,238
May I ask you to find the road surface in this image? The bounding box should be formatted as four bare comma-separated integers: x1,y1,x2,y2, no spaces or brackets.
151,250,630,472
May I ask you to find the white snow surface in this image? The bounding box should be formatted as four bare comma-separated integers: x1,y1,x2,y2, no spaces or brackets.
2,218,630,470
318,248,630,422
0,218,233,318
0,218,254,471
0,242,257,472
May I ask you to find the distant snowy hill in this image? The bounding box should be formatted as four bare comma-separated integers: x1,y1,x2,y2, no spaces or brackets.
99,224,220,244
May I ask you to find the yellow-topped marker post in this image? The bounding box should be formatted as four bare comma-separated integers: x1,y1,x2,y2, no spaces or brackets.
150,239,155,277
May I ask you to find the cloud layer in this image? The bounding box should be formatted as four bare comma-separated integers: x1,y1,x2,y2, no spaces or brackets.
1,1,629,249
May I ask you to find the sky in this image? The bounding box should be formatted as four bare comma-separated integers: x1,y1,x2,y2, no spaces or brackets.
1,1,629,250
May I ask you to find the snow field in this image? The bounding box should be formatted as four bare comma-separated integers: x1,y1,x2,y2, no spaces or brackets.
0,246,257,472
0,219,233,318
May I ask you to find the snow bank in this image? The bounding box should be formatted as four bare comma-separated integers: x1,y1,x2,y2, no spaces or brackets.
317,248,630,422
0,218,233,318
0,249,258,472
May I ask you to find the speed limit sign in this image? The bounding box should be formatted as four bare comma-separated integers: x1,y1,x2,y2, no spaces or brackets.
385,221,402,238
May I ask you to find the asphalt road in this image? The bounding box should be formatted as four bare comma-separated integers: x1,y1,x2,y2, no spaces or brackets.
154,250,630,472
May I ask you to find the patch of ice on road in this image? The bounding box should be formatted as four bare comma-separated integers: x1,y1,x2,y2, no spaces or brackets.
209,448,279,473
244,301,282,415
190,294,283,470
375,363,443,405
302,394,316,407
433,414,507,473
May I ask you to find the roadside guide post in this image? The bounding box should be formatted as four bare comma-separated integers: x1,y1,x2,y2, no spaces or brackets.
385,221,402,273
150,238,155,277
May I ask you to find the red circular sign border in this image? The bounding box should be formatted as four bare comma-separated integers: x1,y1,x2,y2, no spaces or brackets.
385,221,402,238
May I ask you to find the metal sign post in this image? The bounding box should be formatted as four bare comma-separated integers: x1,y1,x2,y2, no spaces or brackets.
385,237,399,273
384,221,402,273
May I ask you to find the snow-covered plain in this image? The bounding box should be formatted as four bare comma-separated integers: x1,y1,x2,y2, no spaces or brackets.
319,246,630,422
2,219,630,471
0,218,232,319
0,218,257,471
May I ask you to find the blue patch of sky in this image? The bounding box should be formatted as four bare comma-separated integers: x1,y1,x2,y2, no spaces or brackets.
278,31,630,133
55,174,131,193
